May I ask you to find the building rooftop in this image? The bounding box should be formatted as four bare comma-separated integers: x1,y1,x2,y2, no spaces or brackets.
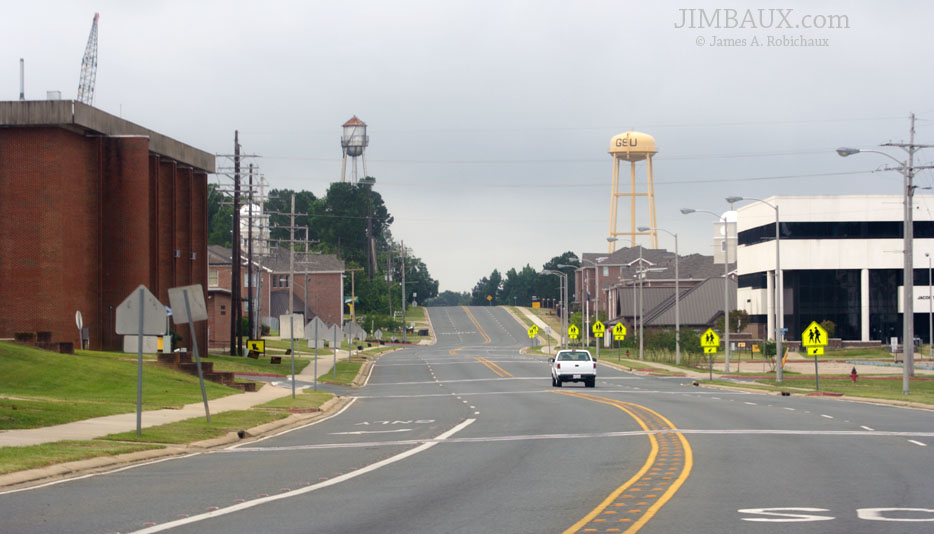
0,100,214,172
208,245,344,273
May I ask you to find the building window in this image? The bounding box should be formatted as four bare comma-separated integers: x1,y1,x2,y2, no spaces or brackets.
208,269,219,288
738,272,768,289
739,220,934,246
220,304,226,316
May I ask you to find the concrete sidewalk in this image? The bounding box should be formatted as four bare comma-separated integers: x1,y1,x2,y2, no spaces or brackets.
513,307,562,346
0,384,294,448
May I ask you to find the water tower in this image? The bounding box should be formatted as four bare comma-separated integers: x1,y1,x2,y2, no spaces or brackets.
340,116,369,184
607,131,658,252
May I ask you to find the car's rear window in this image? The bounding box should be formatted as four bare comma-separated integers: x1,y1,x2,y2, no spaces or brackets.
558,352,591,361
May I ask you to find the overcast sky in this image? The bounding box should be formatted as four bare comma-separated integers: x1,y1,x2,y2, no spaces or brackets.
7,1,934,292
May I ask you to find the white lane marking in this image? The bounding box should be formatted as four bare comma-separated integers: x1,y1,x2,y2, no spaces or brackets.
330,429,413,435
228,398,358,448
821,414,834,419
474,411,480,415
469,406,475,409
739,508,834,522
130,419,477,534
908,440,927,447
223,428,934,453
745,402,758,406
361,361,376,387
784,408,796,411
711,397,721,400
0,453,201,496
861,426,874,431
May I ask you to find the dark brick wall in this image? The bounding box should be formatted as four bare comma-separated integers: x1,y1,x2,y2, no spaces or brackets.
0,127,209,352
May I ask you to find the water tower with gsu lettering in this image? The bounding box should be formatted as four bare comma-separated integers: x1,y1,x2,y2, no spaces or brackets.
340,116,369,184
607,131,658,252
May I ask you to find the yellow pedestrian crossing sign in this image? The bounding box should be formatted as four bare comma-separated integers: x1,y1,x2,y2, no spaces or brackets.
527,324,539,339
801,321,828,348
700,328,719,354
592,320,605,338
568,324,580,340
612,323,626,340
247,339,265,353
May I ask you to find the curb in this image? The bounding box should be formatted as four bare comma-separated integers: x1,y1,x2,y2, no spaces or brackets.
0,396,350,492
697,381,934,411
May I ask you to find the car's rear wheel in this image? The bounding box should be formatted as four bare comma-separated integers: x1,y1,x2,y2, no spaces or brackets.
551,375,557,387
586,377,595,388
555,376,562,387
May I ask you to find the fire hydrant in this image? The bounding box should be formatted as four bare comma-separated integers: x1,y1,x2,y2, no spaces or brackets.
850,367,859,383
626,350,630,358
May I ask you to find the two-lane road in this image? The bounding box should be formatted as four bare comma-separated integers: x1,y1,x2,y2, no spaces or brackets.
2,306,932,533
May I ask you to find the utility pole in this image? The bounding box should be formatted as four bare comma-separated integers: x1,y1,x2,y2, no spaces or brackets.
230,131,242,356
401,241,407,344
247,163,254,344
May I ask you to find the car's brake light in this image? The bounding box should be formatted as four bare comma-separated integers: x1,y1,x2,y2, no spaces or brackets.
556,363,561,369
593,362,596,369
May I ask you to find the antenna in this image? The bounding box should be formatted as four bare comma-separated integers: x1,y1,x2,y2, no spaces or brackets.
19,58,24,100
76,13,99,105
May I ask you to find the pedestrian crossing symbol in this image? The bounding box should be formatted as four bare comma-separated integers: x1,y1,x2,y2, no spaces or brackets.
612,323,626,341
568,324,580,340
527,325,539,339
592,320,605,338
801,321,828,356
700,328,720,354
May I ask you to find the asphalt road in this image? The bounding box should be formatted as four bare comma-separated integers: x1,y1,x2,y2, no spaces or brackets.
2,305,933,533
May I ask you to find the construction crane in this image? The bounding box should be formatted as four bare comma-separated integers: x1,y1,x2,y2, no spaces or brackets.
76,13,99,106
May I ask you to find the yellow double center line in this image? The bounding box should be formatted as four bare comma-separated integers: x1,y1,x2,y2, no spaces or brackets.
556,391,693,534
474,356,512,377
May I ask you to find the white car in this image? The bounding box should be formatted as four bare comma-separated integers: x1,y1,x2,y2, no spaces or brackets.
550,349,596,388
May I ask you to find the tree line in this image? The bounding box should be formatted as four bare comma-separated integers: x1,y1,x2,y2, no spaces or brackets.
427,251,580,307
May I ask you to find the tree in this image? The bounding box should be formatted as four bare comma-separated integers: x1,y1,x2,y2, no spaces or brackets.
471,269,503,305
501,265,539,306
427,291,471,307
715,309,750,334
207,184,233,247
536,252,579,302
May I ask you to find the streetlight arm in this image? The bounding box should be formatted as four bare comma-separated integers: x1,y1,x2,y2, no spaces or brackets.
837,147,905,167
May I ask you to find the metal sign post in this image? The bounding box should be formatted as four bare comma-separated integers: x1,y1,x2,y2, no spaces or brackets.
168,285,210,422
115,285,167,436
333,324,338,379
313,318,318,391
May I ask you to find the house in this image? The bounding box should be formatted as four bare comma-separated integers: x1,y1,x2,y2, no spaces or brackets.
207,246,344,348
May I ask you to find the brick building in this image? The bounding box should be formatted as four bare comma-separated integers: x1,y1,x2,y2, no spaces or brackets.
207,246,344,349
0,100,214,352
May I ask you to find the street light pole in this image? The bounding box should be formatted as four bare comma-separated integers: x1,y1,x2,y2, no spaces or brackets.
682,208,733,372
837,114,934,394
642,226,680,365
725,197,783,383
928,253,932,362
543,269,570,349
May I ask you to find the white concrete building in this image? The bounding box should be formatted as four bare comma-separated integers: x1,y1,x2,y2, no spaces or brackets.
736,195,934,343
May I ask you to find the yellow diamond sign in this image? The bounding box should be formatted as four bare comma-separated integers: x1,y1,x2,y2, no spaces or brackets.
700,328,720,348
592,320,605,338
612,323,627,340
568,324,580,340
801,321,828,348
527,325,539,339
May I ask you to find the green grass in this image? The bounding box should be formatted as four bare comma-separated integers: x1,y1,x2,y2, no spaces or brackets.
0,440,164,475
405,306,427,321
255,390,334,411
321,361,363,385
703,375,934,405
205,353,311,376
0,342,241,430
101,410,289,444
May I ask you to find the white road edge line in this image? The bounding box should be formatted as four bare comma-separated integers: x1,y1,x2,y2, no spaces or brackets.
127,418,476,534
227,398,358,449
362,358,376,387
908,440,927,447
861,426,875,431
